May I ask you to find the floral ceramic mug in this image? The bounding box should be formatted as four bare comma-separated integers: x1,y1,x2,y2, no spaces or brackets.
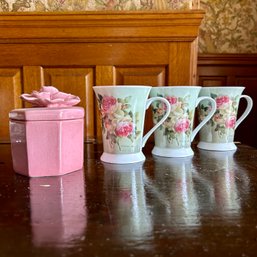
150,86,216,157
93,86,171,164
197,87,253,151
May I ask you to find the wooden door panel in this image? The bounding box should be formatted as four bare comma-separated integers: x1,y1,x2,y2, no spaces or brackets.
198,76,227,86
0,43,169,67
114,66,167,86
0,69,22,142
23,67,96,142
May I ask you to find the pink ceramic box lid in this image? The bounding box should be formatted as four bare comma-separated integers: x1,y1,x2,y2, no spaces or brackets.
9,107,84,121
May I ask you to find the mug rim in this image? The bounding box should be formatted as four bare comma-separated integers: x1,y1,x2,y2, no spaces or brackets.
93,85,151,89
151,86,202,89
201,86,245,90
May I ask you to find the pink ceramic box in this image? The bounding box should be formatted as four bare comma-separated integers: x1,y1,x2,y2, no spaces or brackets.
9,107,84,177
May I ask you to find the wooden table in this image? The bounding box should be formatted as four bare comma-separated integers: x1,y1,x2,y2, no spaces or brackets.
1,143,257,257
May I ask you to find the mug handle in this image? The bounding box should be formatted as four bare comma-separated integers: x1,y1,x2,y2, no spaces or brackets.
141,97,171,147
235,95,253,130
191,96,217,142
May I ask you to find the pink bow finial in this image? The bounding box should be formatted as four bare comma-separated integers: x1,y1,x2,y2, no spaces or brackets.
20,86,81,107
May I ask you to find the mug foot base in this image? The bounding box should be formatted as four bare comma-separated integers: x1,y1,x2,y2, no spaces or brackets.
152,146,194,158
197,142,237,151
100,152,146,164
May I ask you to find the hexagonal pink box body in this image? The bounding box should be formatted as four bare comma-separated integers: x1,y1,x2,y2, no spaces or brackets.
9,107,84,177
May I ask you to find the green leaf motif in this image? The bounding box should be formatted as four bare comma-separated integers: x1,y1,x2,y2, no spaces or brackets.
211,93,218,99
124,96,132,103
98,93,103,102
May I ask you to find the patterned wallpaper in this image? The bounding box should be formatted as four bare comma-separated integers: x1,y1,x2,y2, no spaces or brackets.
0,0,194,11
199,0,257,53
0,0,257,53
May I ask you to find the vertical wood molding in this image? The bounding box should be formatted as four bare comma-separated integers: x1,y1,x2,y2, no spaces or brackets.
0,68,22,141
23,66,45,108
190,38,198,85
169,42,195,85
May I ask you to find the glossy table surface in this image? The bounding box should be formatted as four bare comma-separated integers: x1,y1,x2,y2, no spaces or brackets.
1,143,257,257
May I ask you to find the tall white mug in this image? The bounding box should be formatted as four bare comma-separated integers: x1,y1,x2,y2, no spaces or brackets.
197,87,253,151
150,86,216,157
94,86,171,164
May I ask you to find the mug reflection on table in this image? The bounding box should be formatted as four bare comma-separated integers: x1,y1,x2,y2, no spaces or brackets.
198,150,250,217
150,86,216,157
147,156,200,228
103,162,153,240
94,86,171,164
197,87,253,151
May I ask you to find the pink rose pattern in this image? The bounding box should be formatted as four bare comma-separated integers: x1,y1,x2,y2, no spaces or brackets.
97,94,140,149
215,95,230,108
115,121,134,137
174,118,190,133
152,94,192,144
101,96,117,113
166,96,178,105
198,94,239,137
225,116,237,129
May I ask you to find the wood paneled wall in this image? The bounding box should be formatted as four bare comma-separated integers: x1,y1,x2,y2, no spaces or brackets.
0,11,204,143
197,54,257,147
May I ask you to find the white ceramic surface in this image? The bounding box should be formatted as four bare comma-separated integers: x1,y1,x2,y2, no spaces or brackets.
197,142,237,151
197,87,253,151
94,86,171,164
150,86,216,158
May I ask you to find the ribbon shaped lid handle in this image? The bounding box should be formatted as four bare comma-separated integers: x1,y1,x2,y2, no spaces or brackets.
20,86,80,108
